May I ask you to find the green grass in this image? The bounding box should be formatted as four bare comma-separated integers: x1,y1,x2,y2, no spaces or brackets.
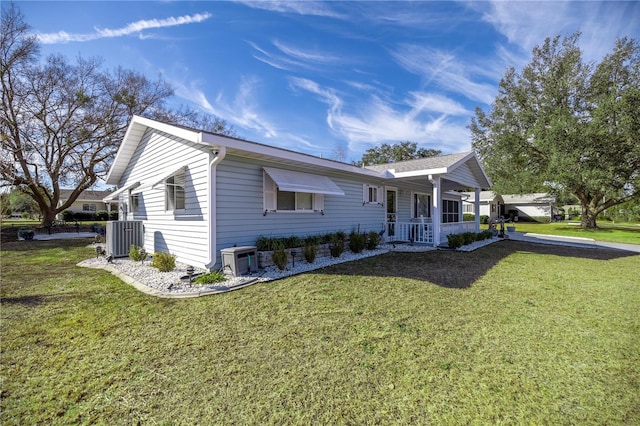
2,239,639,424
487,221,640,245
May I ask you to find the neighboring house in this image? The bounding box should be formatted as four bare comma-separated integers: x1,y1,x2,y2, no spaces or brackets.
103,116,491,270
461,191,504,221
57,189,117,219
502,193,557,221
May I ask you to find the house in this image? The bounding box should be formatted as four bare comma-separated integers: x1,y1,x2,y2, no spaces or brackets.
502,193,556,221
461,190,504,221
103,116,491,270
56,189,117,219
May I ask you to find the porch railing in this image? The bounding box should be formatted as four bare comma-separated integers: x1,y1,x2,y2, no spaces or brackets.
387,221,433,244
439,221,477,243
387,221,478,245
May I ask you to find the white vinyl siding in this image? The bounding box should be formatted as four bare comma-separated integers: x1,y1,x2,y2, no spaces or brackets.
114,128,210,269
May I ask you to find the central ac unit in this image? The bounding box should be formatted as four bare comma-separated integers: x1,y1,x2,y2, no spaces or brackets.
105,221,144,257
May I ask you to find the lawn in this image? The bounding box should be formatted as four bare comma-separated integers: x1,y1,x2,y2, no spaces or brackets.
486,221,640,246
1,238,639,424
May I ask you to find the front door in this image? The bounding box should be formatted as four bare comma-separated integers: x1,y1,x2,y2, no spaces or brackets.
386,188,397,237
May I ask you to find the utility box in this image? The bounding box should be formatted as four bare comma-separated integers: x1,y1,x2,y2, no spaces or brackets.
221,246,258,276
105,221,144,257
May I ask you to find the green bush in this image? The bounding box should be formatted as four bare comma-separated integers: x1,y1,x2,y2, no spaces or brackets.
462,232,477,245
194,270,227,285
303,243,317,263
463,213,475,222
447,233,464,249
95,210,109,221
151,252,176,272
366,231,381,250
108,211,118,220
304,235,320,246
349,232,366,254
62,210,74,221
129,245,148,262
271,243,288,270
480,215,489,224
329,235,344,257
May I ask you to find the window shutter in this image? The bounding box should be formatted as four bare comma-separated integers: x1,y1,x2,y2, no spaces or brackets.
362,184,368,204
263,172,277,211
313,193,324,212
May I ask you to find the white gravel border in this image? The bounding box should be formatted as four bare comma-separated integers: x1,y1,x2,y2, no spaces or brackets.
78,239,500,298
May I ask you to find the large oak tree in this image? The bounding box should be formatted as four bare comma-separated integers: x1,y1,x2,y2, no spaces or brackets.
470,33,640,229
358,141,441,166
1,4,235,226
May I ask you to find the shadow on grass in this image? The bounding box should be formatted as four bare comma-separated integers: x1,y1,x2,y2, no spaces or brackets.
0,238,94,252
321,240,638,289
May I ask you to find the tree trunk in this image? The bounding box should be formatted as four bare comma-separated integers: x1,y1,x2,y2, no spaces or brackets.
580,207,598,229
40,209,58,228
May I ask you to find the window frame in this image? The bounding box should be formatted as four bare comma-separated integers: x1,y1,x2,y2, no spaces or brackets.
412,192,431,219
442,199,461,223
82,203,97,212
363,184,383,205
263,172,324,213
165,172,185,212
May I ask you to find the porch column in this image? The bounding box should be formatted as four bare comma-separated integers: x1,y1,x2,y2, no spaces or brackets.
429,175,441,247
474,187,481,233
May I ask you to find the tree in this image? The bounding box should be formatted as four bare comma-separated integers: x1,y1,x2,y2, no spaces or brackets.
1,4,235,226
358,141,441,166
470,33,640,229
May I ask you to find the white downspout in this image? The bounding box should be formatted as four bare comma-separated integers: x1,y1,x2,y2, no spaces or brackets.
206,147,226,270
429,175,441,247
474,187,481,233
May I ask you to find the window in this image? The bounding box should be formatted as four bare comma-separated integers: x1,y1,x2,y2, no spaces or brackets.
463,203,475,214
363,184,383,205
264,172,323,212
83,204,97,212
412,193,431,219
130,193,140,213
442,199,460,223
166,172,185,211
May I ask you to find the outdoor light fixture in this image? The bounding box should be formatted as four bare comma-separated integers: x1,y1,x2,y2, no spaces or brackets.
139,248,146,264
263,209,268,216
290,250,297,268
106,254,113,263
95,246,103,258
186,265,195,283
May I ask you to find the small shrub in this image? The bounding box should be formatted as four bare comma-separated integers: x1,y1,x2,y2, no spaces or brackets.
129,244,148,262
335,230,347,241
463,213,475,222
108,211,118,220
271,243,288,270
480,230,493,240
95,210,109,221
62,210,75,221
447,233,464,249
462,232,476,245
366,231,381,250
480,215,489,224
151,252,176,272
304,235,320,246
194,270,227,285
329,235,344,258
286,235,302,249
303,243,317,263
349,232,366,254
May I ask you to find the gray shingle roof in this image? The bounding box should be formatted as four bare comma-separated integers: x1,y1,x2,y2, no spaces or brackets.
364,151,472,173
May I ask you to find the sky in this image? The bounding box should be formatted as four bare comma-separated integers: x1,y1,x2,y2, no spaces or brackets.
14,1,640,163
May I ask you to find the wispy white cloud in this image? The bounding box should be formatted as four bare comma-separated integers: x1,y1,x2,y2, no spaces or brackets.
36,12,212,44
235,1,345,18
174,75,278,139
478,1,640,62
289,77,472,153
249,39,350,73
390,44,497,105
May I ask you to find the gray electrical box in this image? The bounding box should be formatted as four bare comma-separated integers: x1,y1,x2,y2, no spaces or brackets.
105,221,144,257
221,246,258,276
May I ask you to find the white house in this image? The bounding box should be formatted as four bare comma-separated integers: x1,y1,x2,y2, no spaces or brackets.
461,191,504,221
502,193,556,221
104,116,491,270
56,189,117,219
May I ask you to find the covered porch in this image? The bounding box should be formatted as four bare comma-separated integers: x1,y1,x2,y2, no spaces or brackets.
366,151,492,247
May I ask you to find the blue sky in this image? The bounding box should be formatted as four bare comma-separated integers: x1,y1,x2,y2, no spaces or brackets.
15,1,640,163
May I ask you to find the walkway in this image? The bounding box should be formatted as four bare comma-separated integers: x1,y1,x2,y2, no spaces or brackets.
507,231,640,253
